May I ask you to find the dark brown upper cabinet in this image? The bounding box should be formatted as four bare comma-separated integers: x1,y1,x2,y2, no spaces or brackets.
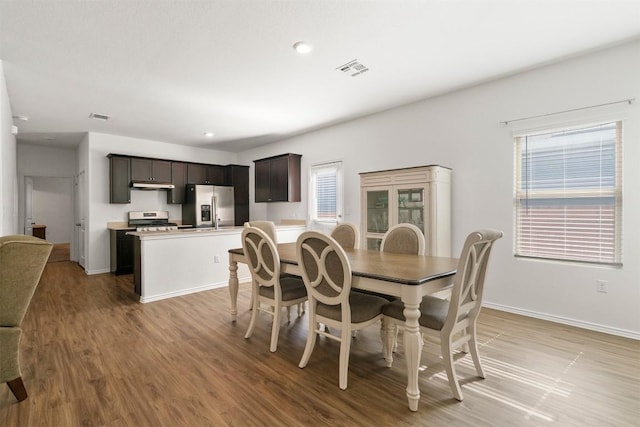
108,154,131,204
253,153,301,202
226,164,250,224
187,163,226,185
107,153,245,205
130,158,172,182
167,161,188,204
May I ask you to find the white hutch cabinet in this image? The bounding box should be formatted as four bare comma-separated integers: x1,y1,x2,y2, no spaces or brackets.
359,165,451,256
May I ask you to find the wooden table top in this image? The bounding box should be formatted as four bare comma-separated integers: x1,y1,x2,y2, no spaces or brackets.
230,242,458,286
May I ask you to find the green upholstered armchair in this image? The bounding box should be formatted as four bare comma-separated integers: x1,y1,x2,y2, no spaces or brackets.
0,235,52,402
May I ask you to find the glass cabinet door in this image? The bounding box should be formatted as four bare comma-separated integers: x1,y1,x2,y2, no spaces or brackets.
365,189,389,250
396,187,425,235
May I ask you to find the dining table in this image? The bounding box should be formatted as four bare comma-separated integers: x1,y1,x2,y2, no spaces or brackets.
227,242,458,411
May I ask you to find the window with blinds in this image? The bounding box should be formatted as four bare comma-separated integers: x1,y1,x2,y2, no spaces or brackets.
310,161,342,222
514,121,622,265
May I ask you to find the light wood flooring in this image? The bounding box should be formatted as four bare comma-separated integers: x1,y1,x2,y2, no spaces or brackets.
1,261,639,426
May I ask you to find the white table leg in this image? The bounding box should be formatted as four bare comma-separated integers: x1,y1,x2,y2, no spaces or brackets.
228,257,239,322
403,299,423,411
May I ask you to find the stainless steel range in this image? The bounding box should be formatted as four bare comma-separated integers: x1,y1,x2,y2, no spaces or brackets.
128,210,179,231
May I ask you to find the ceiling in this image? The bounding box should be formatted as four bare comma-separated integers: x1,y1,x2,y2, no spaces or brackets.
1,1,639,152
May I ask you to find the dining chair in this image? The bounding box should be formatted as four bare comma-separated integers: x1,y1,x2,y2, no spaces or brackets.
1,235,52,402
330,222,359,250
244,221,303,313
296,231,388,390
354,223,426,305
380,222,426,255
241,227,308,352
381,229,503,401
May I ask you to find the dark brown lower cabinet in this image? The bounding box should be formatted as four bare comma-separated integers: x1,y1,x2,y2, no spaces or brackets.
110,229,134,275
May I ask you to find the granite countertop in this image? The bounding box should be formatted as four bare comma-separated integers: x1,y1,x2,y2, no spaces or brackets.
107,222,134,231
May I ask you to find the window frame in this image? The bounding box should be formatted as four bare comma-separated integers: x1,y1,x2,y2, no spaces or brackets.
513,120,623,266
309,160,343,225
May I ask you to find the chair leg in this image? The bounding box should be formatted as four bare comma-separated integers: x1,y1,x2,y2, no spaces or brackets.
468,323,485,378
393,327,399,352
441,337,464,401
297,302,305,316
7,377,28,402
249,280,255,310
339,327,352,390
286,306,291,323
244,289,260,339
381,320,396,367
299,305,317,369
270,303,282,352
461,327,470,353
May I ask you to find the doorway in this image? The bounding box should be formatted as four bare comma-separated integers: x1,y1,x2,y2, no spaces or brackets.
23,175,74,261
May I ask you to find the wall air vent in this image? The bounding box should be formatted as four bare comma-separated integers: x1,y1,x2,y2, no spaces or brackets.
336,59,369,77
89,112,111,121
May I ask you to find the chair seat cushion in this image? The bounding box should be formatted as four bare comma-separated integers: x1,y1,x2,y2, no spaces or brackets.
258,277,307,301
382,295,449,330
317,292,387,323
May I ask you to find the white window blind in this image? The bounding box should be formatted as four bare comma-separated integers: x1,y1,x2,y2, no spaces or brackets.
310,161,342,222
514,121,622,265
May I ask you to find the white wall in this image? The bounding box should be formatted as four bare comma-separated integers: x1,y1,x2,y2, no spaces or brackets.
0,60,18,235
84,132,241,274
237,41,640,338
17,144,77,243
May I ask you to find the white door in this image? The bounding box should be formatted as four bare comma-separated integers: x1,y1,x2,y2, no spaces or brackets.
24,176,34,236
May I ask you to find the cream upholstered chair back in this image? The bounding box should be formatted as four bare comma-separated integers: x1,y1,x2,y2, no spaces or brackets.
241,226,280,290
1,234,52,402
445,229,503,333
244,221,278,244
380,223,425,255
296,231,352,308
330,222,359,250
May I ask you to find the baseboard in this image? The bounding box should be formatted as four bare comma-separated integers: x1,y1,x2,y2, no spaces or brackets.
86,268,111,275
140,282,229,303
483,302,640,340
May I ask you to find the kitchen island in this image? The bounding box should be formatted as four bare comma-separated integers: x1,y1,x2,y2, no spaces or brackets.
128,225,306,303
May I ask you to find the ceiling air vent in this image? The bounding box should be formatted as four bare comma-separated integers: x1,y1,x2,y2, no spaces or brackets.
336,59,369,77
89,112,111,121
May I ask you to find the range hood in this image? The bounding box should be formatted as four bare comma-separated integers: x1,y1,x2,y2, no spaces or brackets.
130,181,175,190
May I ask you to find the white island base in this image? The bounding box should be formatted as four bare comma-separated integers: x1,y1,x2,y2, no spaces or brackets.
129,225,306,303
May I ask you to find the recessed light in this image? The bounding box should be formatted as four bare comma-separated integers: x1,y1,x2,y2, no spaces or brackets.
293,41,312,54
203,132,215,138
12,115,29,121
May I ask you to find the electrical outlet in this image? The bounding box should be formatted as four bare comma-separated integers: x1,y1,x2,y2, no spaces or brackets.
596,280,608,293
214,254,220,263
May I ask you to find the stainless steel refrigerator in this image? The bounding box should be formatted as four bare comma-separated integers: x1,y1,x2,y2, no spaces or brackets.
182,184,235,228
